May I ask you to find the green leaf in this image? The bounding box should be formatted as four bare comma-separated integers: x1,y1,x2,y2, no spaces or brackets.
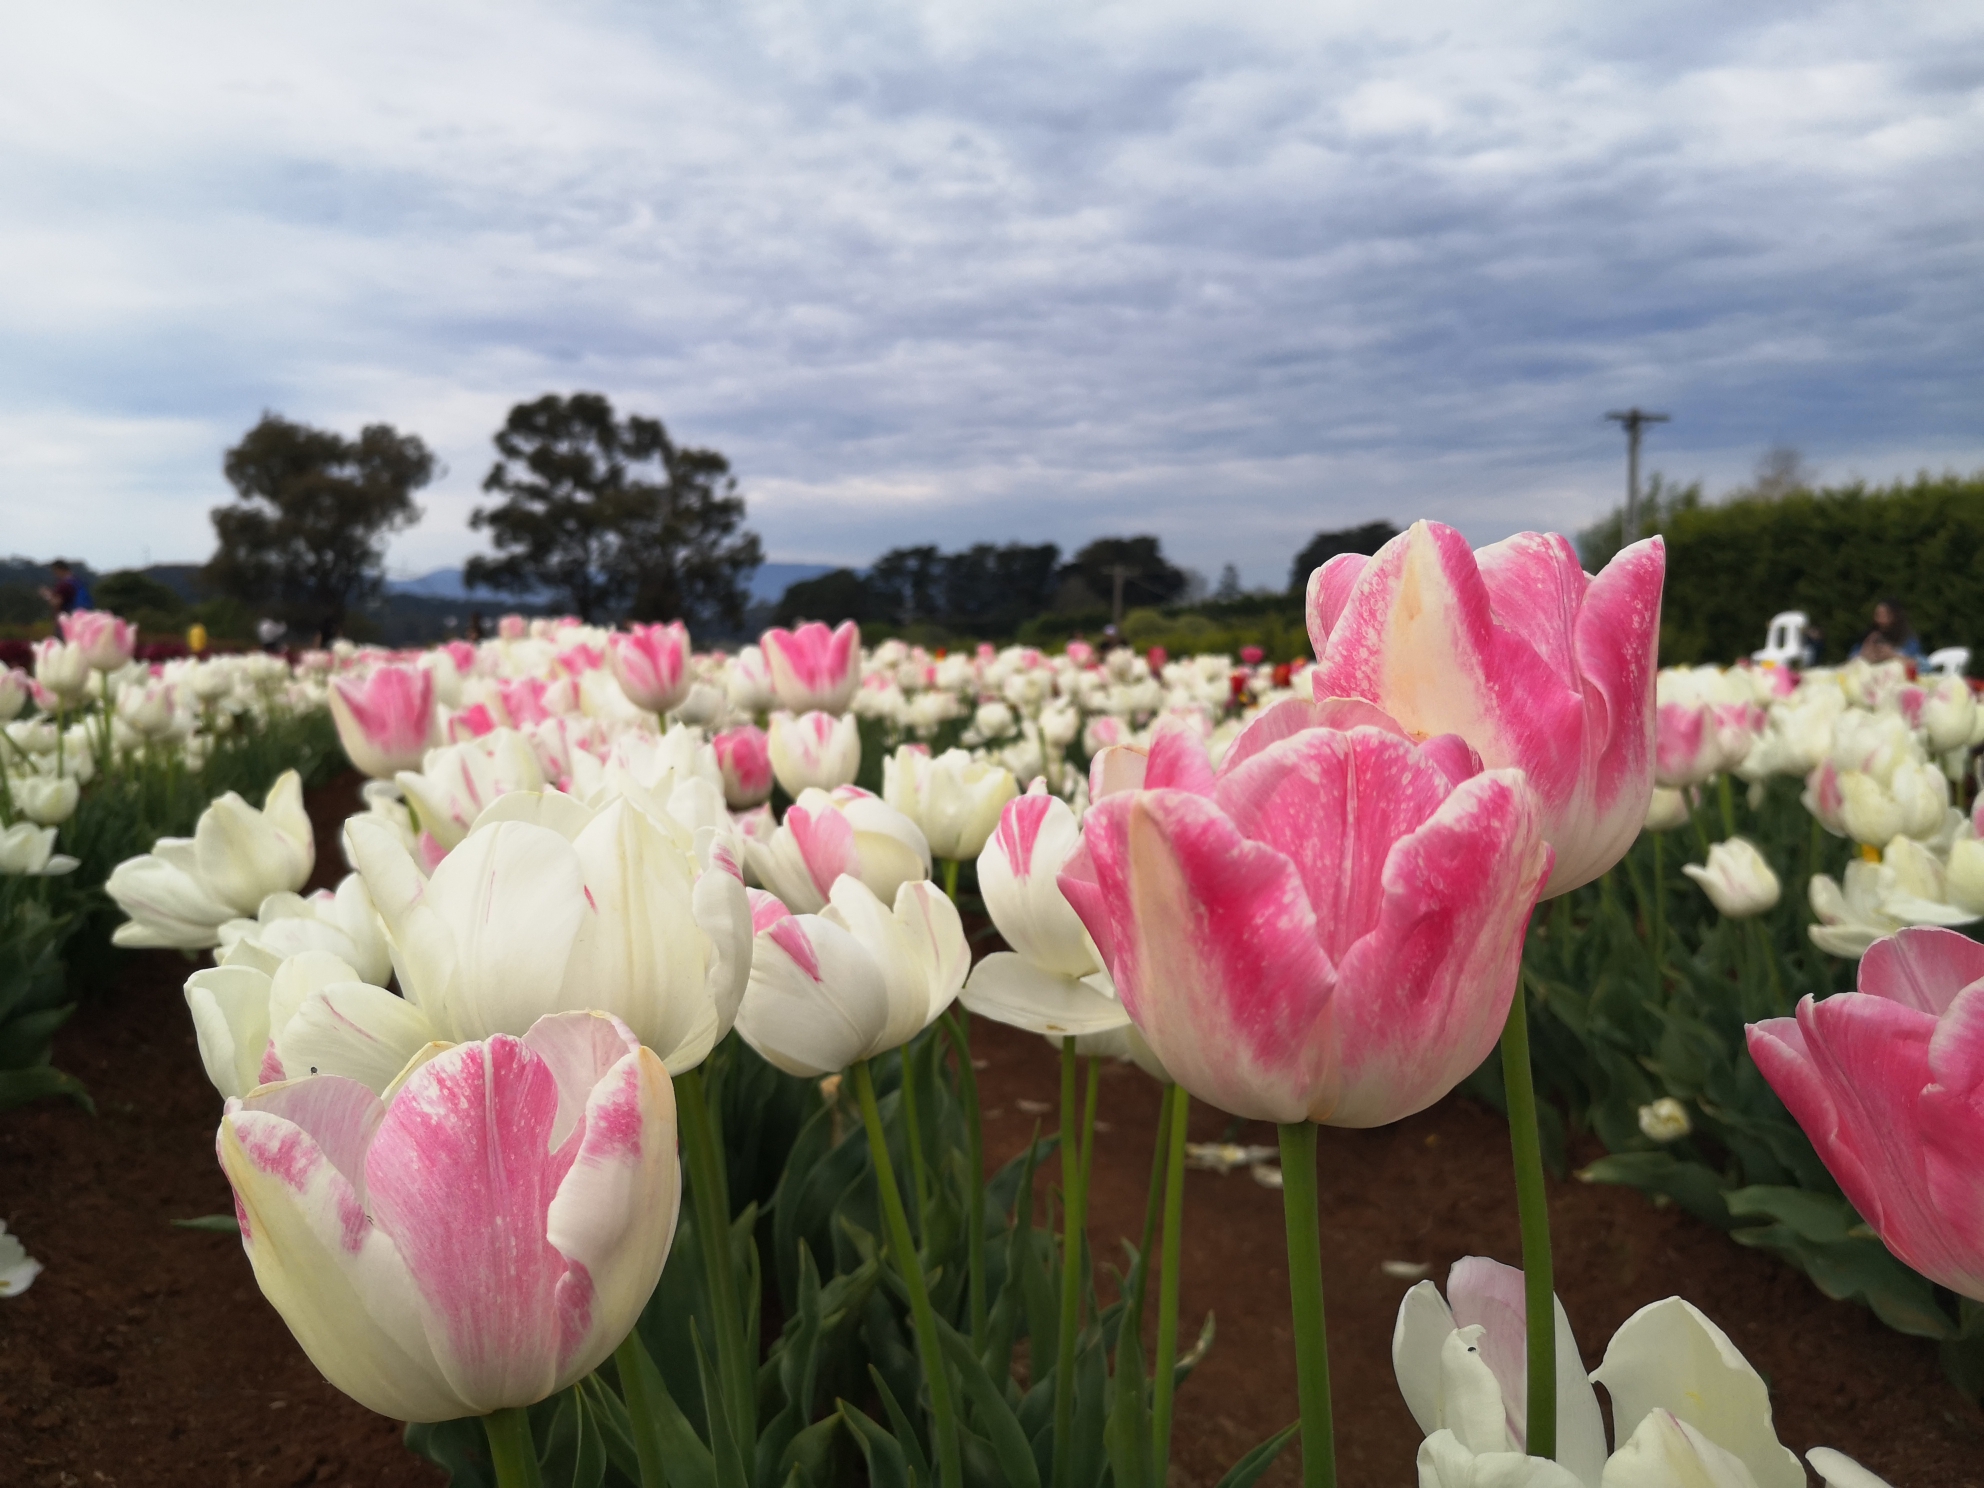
1577,1151,1734,1230
621,1329,716,1488
1103,1295,1152,1488
869,1364,932,1488
171,1214,241,1234
839,1399,918,1488
693,1319,751,1488
936,1316,1041,1488
0,1063,93,1113
773,1414,840,1488
1213,1421,1300,1488
403,1418,495,1488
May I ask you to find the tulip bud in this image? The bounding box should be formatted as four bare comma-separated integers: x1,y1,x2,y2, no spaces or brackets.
883,745,1019,862
1948,836,1984,915
713,725,774,808
768,710,861,795
1637,1097,1692,1142
1642,787,1691,833
1922,676,1977,754
609,622,693,715
14,774,80,826
1682,838,1781,919
32,639,91,702
60,610,138,671
761,621,860,715
328,665,435,778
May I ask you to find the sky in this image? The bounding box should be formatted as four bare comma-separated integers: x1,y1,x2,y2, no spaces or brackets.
1,1,1980,589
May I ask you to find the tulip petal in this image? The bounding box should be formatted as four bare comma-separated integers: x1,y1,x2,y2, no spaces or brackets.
1805,1448,1893,1488
425,821,587,1041
344,814,459,1016
961,953,1130,1037
363,1036,585,1413
276,983,441,1096
980,793,1098,977
1075,789,1339,1124
1391,1278,1458,1438
1327,770,1548,1126
541,1034,679,1394
186,966,273,1100
1861,925,1984,1016
1592,1297,1803,1488
736,913,892,1077
1304,553,1368,651
220,1091,461,1422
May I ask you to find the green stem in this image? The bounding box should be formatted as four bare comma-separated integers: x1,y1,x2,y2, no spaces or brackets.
898,1040,932,1241
1277,1121,1336,1488
853,1058,964,1488
1753,916,1787,1014
482,1406,543,1488
1498,983,1556,1459
1052,1036,1085,1488
614,1332,672,1488
1651,831,1667,985
1151,1084,1191,1483
673,1067,754,1450
1132,1082,1176,1320
941,856,960,902
944,1008,988,1347
1717,772,1738,838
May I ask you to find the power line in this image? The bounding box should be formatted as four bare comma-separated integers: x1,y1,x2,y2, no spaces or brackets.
1605,408,1670,543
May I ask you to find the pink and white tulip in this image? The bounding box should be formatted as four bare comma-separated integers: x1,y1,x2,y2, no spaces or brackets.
767,709,862,794
746,785,932,915
762,621,861,715
1059,719,1550,1126
713,725,774,809
217,1011,678,1421
1304,521,1663,896
962,787,1128,1039
395,729,547,858
328,665,436,779
1654,702,1759,788
1749,927,1984,1300
59,609,137,671
608,622,693,716
734,878,967,1077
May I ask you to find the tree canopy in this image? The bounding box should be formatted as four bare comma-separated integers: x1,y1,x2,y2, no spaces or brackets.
466,393,761,627
1067,535,1187,616
206,413,434,641
1286,520,1399,595
773,542,1063,633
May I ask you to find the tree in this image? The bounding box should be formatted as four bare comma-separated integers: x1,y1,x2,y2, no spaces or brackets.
467,393,761,627
1286,520,1399,596
1215,563,1244,602
207,414,433,641
1067,536,1187,620
774,568,876,627
866,546,947,623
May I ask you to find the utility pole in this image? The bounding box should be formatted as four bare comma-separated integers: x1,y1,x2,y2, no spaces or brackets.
1605,407,1670,543
1105,564,1133,626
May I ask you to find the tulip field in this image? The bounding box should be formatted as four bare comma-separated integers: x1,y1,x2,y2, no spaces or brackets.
5,522,1984,1486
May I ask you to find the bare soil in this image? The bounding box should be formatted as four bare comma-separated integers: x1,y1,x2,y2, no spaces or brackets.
3,771,1978,1485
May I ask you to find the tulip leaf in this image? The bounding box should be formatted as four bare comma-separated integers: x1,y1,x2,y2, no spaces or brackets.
839,1399,919,1488
692,1318,752,1488
403,1417,495,1488
1212,1420,1300,1488
619,1329,716,1488
867,1363,932,1487
170,1214,242,1233
773,1413,841,1488
937,1316,1041,1488
0,1062,92,1113
1103,1301,1152,1488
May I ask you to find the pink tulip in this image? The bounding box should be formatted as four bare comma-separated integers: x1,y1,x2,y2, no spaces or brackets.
217,1011,679,1421
1748,927,1984,1300
446,703,499,741
1059,719,1551,1126
608,622,692,715
713,725,774,808
1654,701,1758,788
60,609,137,671
1305,521,1663,896
498,614,528,640
761,621,861,715
328,665,435,779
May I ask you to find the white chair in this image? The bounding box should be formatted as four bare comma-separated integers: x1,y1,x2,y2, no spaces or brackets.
1752,611,1808,668
1925,646,1971,678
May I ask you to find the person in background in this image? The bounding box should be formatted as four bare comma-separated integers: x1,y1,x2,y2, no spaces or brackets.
467,611,487,642
38,559,81,618
1853,598,1922,664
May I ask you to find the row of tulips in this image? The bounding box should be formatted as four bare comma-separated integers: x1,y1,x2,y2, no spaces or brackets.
70,518,1980,1486
1,614,342,1111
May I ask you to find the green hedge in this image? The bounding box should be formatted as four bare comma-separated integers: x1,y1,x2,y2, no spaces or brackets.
1649,472,1984,666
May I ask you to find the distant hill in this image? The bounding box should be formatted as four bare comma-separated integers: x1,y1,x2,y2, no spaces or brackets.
383,562,838,608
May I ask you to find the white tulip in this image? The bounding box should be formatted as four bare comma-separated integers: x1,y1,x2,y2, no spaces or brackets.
394,728,546,855
215,873,394,987
1922,676,1977,753
1682,839,1781,919
13,774,79,826
346,794,751,1073
1641,787,1691,833
734,876,967,1077
33,640,90,701
1947,833,1984,915
0,822,79,877
883,745,1018,862
767,710,861,794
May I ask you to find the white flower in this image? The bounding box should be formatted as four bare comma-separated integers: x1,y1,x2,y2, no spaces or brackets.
767,710,862,794
1637,1097,1691,1142
0,822,79,877
12,774,79,826
884,745,1019,862
1682,838,1781,919
0,1219,44,1298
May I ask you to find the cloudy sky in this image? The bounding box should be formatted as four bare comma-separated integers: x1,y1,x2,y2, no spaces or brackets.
2,1,1980,587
